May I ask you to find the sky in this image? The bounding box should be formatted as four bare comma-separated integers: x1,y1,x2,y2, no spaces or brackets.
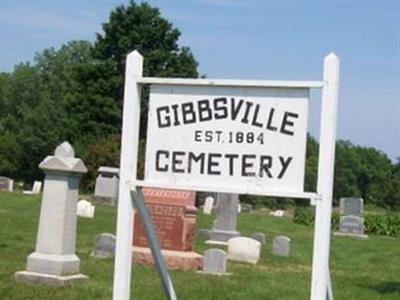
0,0,399,161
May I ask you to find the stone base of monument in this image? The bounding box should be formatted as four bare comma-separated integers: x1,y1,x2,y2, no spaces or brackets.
333,232,368,239
14,271,88,287
206,229,240,244
132,246,202,271
91,195,117,206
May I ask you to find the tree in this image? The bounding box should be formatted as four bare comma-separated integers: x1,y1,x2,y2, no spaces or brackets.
333,140,363,203
94,0,198,137
386,159,400,210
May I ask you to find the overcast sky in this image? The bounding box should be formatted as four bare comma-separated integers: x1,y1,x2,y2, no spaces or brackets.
1,0,399,161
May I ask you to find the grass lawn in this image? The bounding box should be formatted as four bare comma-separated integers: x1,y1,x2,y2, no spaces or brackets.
0,192,399,300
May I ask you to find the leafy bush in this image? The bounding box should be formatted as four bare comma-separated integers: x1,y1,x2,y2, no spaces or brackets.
241,195,295,209
294,206,340,229
294,206,400,237
364,214,400,237
81,134,121,191
293,207,315,226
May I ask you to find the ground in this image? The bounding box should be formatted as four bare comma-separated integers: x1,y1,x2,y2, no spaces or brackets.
0,192,399,300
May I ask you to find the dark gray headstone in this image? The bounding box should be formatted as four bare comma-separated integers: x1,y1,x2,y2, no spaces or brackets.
203,249,227,275
94,233,116,258
339,216,364,235
0,177,13,192
250,232,266,244
209,193,240,243
340,198,363,217
272,235,290,257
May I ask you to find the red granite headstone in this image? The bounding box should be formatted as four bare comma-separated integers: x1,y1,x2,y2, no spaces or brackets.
132,187,202,270
133,188,196,251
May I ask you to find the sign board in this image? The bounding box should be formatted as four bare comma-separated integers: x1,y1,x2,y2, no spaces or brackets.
113,51,339,300
145,85,309,194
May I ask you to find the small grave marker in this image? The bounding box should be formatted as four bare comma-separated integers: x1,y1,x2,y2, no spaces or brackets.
272,235,291,257
0,176,13,192
203,196,214,215
94,166,119,206
227,237,261,264
94,233,116,258
203,249,227,275
77,200,95,219
23,181,42,195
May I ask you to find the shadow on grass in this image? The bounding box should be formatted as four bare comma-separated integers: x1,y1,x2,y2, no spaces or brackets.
366,282,400,294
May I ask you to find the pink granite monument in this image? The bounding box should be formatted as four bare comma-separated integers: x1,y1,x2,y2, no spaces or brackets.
132,187,202,270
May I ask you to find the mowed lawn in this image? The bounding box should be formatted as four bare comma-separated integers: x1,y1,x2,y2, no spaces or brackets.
0,192,399,300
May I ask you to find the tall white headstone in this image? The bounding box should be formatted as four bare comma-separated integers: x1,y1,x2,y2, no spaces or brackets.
203,196,214,215
15,142,88,286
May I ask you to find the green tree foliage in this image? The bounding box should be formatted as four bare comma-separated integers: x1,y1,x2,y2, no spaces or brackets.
0,41,98,182
94,0,198,137
385,159,400,210
0,1,398,210
0,1,198,186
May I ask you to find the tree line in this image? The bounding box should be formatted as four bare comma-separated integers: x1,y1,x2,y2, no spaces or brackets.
0,1,398,210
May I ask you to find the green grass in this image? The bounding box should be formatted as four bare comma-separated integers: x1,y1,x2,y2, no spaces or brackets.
0,192,399,300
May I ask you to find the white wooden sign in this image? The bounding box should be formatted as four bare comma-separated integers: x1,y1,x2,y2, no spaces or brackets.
145,85,308,194
113,50,339,300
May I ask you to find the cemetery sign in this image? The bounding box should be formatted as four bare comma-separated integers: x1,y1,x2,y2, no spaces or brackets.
145,86,308,194
113,51,340,300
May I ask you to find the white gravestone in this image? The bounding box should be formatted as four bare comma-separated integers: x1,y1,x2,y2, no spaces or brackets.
227,237,261,264
23,181,42,195
94,166,119,205
202,249,227,275
203,196,214,215
77,200,95,219
269,210,284,217
272,235,291,257
0,176,14,192
15,142,88,286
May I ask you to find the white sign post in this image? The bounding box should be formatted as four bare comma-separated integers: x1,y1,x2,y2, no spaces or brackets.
113,50,339,300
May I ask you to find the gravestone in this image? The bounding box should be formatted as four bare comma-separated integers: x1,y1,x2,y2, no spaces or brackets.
339,215,364,235
93,233,116,258
0,176,13,192
94,167,119,206
208,193,240,244
203,196,214,215
227,237,261,264
23,181,42,195
251,232,266,244
77,200,95,219
337,198,366,238
272,235,290,257
269,210,284,217
340,197,363,217
203,249,227,275
133,187,202,270
15,142,88,286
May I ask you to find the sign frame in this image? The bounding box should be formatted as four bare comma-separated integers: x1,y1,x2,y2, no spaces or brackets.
113,50,339,300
